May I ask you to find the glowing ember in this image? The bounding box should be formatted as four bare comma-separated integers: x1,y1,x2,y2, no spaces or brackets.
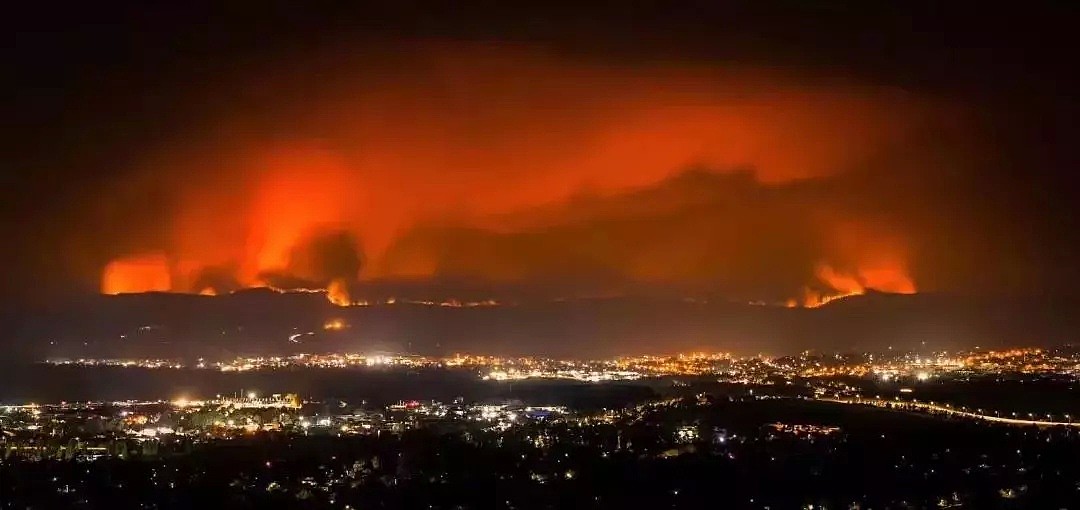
326,278,351,306
323,318,347,331
802,262,916,308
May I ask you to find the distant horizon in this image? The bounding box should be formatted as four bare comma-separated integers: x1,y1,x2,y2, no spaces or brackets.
2,289,1074,364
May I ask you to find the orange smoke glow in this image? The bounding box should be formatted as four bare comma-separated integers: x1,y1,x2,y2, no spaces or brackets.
99,46,936,303
242,146,357,284
803,260,916,308
101,253,172,294
795,219,917,307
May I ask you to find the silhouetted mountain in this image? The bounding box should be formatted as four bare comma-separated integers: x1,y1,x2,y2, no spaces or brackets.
6,290,1078,361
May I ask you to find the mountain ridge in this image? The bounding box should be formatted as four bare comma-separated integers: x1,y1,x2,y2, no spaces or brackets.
7,290,1076,361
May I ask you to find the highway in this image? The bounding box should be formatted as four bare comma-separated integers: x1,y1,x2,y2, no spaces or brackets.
817,396,1080,428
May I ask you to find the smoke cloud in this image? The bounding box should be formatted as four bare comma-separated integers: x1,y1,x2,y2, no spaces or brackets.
93,44,967,304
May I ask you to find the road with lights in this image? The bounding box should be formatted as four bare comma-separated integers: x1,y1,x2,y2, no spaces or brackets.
819,396,1080,428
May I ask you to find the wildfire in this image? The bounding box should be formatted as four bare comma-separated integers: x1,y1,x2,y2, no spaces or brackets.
240,145,355,286
802,262,916,308
101,254,172,294
94,49,935,304
326,278,351,306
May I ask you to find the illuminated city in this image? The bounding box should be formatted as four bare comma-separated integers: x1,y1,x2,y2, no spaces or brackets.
7,346,1080,507
43,345,1080,382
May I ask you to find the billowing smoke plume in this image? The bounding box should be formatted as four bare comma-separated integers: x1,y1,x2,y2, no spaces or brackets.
379,169,916,304
95,44,962,305
261,229,364,293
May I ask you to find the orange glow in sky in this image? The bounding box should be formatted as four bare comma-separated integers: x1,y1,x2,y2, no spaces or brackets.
99,46,936,305
101,253,172,294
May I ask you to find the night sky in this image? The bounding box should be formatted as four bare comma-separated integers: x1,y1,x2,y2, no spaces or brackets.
8,1,1079,307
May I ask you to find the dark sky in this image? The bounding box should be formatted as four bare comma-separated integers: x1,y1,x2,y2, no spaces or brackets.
8,1,1079,306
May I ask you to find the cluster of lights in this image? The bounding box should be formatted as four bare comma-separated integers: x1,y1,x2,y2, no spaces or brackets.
766,423,841,436
0,392,574,451
44,358,184,369
214,353,439,372
782,348,1080,381
41,347,1080,384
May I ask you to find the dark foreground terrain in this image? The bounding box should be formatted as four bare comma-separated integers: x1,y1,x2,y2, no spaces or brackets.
5,396,1080,509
